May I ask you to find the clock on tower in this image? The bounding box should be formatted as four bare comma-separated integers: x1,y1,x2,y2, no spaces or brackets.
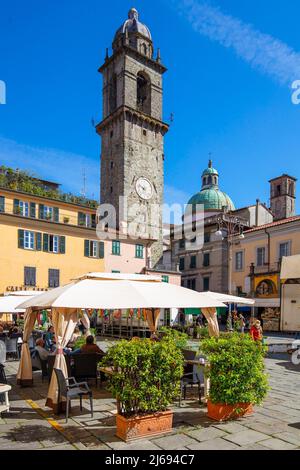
96,8,169,266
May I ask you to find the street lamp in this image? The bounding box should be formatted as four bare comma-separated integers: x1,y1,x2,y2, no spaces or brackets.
214,213,246,331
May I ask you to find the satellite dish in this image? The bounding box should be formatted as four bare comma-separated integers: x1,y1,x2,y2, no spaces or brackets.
0,341,6,364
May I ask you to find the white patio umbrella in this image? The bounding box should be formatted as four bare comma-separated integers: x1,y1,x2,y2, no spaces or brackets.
0,292,39,313
18,274,227,310
204,291,255,306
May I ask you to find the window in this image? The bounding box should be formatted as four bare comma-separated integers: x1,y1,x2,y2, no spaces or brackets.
109,74,117,113
112,270,121,273
164,309,171,326
279,242,290,259
187,279,196,290
24,231,34,250
49,235,59,253
112,240,121,255
203,277,210,291
203,253,210,267
84,240,104,259
0,196,5,213
24,267,36,287
39,204,59,222
19,201,29,217
179,257,185,271
135,244,144,259
162,275,169,283
13,199,32,217
204,232,210,243
43,234,66,254
78,212,95,228
49,269,60,288
257,247,266,266
137,72,151,114
235,251,244,271
190,255,197,269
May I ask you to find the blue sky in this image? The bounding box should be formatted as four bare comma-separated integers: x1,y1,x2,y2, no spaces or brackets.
0,0,300,214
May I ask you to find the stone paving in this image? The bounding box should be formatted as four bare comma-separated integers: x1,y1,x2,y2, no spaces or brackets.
1,353,300,450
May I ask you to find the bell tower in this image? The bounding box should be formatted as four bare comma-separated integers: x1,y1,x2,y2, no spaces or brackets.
96,8,169,266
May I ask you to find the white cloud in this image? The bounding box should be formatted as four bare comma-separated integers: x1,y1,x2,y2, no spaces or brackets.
176,0,300,85
0,136,99,200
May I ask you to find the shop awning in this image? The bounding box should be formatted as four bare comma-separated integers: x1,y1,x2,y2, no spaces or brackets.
280,255,300,280
0,291,40,313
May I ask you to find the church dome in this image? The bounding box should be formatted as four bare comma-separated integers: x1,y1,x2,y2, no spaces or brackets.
114,8,152,42
187,160,235,211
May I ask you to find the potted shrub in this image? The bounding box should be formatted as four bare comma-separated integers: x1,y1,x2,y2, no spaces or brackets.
101,336,184,441
200,333,268,421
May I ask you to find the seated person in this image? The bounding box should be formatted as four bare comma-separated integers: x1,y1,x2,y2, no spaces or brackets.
45,326,55,351
70,335,104,355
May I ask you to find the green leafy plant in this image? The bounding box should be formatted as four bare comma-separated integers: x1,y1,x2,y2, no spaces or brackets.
196,326,210,339
159,326,188,349
200,333,269,406
101,336,184,417
0,165,98,209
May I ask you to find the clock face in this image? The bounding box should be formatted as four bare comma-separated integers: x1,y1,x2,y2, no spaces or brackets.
135,177,153,200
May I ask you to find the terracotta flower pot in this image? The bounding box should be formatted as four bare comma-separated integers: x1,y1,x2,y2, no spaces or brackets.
207,399,253,422
116,410,173,441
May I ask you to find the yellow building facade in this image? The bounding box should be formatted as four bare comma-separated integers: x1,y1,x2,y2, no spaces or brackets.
0,188,105,293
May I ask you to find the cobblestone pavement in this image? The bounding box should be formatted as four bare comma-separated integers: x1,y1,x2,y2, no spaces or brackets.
1,354,300,450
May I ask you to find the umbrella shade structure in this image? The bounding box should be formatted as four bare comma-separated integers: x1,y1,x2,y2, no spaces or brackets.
204,291,255,306
16,273,226,411
18,275,227,310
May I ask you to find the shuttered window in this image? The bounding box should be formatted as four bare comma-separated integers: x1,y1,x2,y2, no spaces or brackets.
24,267,36,287
48,269,60,288
179,258,185,271
135,244,144,259
30,202,36,218
190,255,197,269
0,196,5,213
112,240,121,255
43,234,66,254
162,275,169,283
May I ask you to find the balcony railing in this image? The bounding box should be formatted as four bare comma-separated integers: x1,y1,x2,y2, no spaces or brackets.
249,262,281,275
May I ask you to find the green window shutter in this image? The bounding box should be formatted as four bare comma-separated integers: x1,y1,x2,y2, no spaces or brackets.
162,275,169,283
43,233,49,252
59,236,66,254
78,212,85,226
13,199,20,214
135,244,144,258
18,229,24,249
53,207,59,222
98,241,104,259
84,240,89,257
39,204,45,219
36,232,42,251
0,196,4,213
112,240,120,255
30,202,36,218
